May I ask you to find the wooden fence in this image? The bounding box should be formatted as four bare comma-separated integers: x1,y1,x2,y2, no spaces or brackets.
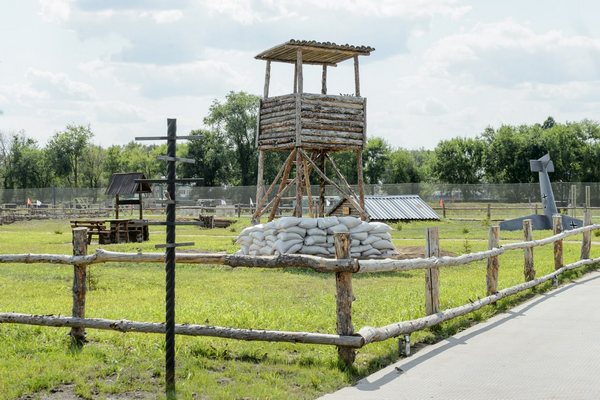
0,212,599,366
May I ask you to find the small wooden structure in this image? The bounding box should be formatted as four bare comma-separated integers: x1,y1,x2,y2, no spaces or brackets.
252,39,375,223
106,173,152,220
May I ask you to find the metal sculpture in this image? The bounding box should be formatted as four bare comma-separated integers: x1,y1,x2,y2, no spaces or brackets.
499,154,582,231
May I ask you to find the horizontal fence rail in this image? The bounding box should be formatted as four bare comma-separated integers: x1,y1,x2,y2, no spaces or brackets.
1,216,599,366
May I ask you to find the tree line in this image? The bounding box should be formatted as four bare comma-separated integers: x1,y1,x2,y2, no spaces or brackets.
2,92,600,190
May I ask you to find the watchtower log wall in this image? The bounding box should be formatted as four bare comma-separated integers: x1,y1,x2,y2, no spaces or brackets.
259,93,366,151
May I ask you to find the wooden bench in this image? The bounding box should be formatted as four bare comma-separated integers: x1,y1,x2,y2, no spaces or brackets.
70,220,109,244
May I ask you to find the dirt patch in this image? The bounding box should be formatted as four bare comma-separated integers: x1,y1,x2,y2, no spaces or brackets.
392,246,456,259
17,384,158,400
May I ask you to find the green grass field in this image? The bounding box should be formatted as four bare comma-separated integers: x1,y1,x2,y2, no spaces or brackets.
0,217,598,399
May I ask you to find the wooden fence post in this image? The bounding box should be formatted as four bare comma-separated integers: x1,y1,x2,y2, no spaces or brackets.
523,219,535,281
334,232,355,366
442,202,446,218
425,227,440,315
553,215,563,271
71,227,88,346
486,203,491,221
486,226,500,295
581,210,592,260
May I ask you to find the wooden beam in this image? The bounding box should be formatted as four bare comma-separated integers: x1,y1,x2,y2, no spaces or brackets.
71,228,88,346
325,153,361,206
356,150,365,220
268,149,296,221
263,60,271,99
334,232,355,365
295,150,303,217
321,65,327,95
553,215,563,271
303,156,314,217
353,55,360,97
319,151,326,217
253,150,265,224
299,149,367,219
425,227,440,315
253,151,295,221
581,210,592,259
523,219,535,281
486,226,500,295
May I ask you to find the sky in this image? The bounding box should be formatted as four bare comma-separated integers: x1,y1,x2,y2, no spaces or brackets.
0,0,599,150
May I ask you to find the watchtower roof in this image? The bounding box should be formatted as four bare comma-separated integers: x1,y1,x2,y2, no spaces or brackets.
255,39,374,66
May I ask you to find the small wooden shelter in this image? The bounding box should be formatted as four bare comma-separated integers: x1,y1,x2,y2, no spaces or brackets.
106,173,152,219
252,39,374,223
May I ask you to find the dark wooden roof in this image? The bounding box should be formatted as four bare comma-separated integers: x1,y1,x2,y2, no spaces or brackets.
255,40,374,66
106,173,152,196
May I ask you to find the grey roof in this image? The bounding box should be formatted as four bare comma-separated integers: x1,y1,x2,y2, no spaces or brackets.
255,39,374,66
329,195,440,221
106,173,152,196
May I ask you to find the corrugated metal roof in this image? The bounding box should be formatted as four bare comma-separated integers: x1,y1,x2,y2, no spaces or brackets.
255,39,374,66
105,173,152,196
329,195,440,221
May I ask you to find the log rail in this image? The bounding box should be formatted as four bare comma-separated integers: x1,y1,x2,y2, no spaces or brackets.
1,217,599,366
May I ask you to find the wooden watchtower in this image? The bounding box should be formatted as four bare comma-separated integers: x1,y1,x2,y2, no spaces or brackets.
252,40,374,223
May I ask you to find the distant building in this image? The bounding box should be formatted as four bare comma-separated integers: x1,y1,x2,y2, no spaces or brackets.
327,195,439,222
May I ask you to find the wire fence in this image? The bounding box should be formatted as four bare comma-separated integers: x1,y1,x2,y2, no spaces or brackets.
2,182,600,208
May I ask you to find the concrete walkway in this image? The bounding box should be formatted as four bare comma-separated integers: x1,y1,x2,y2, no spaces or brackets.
321,270,600,400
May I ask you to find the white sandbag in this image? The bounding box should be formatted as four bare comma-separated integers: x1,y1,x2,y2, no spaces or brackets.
301,245,329,256
362,248,382,257
277,232,303,242
249,243,261,252
275,239,303,254
259,246,273,255
287,243,303,254
249,250,258,256
264,221,277,229
250,231,265,241
372,240,395,250
304,235,327,245
351,252,361,258
265,234,277,242
351,231,368,241
317,217,339,229
374,232,392,240
266,240,275,247
351,244,373,253
351,239,361,247
369,222,391,233
280,226,306,237
361,235,380,245
263,228,275,237
337,216,362,229
240,244,249,254
298,218,318,229
326,236,335,244
327,224,349,234
236,236,252,245
350,222,374,233
277,217,301,229
307,227,327,236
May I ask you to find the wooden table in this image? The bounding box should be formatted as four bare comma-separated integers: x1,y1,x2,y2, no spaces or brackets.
71,219,133,244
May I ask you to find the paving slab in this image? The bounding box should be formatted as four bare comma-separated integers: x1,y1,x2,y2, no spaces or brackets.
320,270,600,400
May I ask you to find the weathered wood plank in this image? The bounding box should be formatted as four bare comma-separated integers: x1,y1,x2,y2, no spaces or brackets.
268,149,296,221
553,214,563,270
300,135,364,146
354,55,360,97
263,60,271,99
321,65,327,95
523,219,535,281
335,232,355,365
486,226,500,295
425,227,440,315
71,228,88,346
0,312,364,348
581,210,592,259
356,150,365,220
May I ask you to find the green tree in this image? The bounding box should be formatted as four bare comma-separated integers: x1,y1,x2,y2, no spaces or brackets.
385,148,421,183
363,137,390,184
183,130,232,186
2,133,53,189
431,137,485,184
46,124,93,187
80,144,106,188
204,91,260,186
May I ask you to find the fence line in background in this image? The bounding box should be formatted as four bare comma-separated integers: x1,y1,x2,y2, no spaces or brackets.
0,214,599,366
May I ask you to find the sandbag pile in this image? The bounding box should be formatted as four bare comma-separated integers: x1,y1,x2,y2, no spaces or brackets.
236,216,396,258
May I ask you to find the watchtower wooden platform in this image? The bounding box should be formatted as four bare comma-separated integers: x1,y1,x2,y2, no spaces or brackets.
252,40,374,222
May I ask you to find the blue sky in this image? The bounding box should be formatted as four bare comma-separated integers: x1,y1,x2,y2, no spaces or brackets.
1,0,599,149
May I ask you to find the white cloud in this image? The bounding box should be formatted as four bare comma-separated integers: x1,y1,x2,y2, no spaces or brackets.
424,20,600,85
94,101,147,123
39,0,71,22
407,98,449,115
26,69,96,100
142,9,184,23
